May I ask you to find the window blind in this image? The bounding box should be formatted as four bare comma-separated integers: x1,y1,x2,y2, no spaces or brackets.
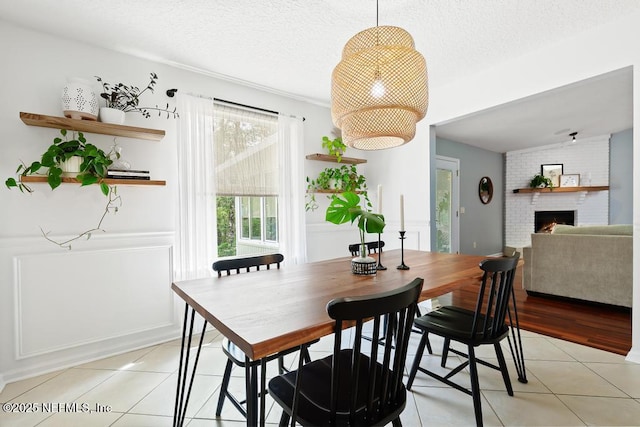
214,103,279,196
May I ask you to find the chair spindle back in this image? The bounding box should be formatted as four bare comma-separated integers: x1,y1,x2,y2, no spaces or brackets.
325,277,423,425
212,253,284,277
471,254,520,340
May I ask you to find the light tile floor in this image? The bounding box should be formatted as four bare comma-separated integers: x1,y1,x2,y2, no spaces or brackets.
1,328,639,427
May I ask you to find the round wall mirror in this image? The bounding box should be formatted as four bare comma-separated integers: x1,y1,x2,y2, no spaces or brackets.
479,176,493,204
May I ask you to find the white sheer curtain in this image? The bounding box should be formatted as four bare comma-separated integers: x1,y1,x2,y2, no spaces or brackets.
174,94,217,280
278,114,307,265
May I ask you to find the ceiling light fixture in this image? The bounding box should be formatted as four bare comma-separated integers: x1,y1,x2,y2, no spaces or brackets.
569,131,578,144
330,0,428,150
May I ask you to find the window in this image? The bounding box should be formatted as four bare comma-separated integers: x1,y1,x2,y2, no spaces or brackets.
265,196,278,241
214,104,279,257
238,196,278,242
176,94,305,279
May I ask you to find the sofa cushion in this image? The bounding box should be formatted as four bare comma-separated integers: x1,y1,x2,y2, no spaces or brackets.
553,224,632,235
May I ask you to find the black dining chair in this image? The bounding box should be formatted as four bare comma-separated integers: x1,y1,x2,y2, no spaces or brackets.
406,253,520,427
212,253,314,419
268,277,424,427
348,240,385,257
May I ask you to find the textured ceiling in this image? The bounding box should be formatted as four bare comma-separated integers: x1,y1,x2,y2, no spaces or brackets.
1,0,638,151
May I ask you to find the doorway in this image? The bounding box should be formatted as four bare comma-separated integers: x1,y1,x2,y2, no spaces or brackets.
435,156,460,253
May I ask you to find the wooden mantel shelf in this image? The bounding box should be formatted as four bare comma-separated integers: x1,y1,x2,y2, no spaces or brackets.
513,186,609,194
20,112,165,141
305,153,366,164
513,185,609,205
21,176,166,186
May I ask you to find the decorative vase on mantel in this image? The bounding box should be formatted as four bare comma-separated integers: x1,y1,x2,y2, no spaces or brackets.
61,77,99,121
351,244,377,276
99,107,125,125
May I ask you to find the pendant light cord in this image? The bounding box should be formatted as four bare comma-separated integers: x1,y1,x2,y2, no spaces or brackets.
375,0,380,76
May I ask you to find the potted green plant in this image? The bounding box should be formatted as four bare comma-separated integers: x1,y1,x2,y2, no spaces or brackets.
529,174,553,189
6,129,115,195
326,191,385,275
305,164,370,211
5,129,121,249
95,72,178,123
322,135,347,162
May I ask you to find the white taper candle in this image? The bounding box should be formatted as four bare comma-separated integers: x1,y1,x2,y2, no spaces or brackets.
400,194,405,231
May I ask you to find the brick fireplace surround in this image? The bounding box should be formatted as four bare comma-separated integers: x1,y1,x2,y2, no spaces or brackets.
505,135,610,249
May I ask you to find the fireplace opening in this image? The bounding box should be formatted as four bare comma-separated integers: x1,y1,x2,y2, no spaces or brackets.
535,210,575,233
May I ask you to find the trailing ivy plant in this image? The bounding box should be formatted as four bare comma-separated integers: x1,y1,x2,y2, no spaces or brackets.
6,129,115,196
5,129,122,249
305,164,370,211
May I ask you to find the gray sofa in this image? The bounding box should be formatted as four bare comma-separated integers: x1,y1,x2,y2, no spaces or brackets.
522,224,633,308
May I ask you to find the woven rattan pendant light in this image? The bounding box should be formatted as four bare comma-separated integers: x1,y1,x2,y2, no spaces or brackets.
331,3,428,150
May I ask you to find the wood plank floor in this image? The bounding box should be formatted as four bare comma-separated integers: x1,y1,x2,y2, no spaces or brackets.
448,265,632,355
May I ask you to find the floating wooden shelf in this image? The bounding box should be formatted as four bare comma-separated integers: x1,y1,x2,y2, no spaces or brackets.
20,176,166,186
307,189,364,194
305,153,366,164
20,112,165,141
512,186,609,194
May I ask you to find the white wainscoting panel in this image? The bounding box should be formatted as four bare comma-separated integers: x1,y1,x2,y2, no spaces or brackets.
14,246,173,359
0,232,179,385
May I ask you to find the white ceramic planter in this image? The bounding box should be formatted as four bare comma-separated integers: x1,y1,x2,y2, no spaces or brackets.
62,77,99,121
60,156,82,177
99,107,126,125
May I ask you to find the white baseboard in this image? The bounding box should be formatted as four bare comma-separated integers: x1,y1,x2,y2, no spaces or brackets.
2,328,181,385
625,346,640,364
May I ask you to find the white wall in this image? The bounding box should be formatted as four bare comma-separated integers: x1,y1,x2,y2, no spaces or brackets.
0,20,335,387
423,10,640,363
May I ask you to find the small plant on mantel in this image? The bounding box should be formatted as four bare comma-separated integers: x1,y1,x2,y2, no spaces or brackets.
305,164,370,211
529,174,553,190
96,72,179,119
5,129,122,249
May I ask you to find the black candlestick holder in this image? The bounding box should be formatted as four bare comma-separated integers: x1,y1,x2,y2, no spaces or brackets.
376,233,386,270
397,231,409,270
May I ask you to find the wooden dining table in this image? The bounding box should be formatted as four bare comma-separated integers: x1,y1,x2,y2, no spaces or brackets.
171,249,526,427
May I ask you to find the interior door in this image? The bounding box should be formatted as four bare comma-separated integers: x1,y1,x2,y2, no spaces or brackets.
435,156,460,253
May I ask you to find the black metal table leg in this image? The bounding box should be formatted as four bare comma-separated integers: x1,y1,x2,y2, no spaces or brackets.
507,287,528,383
245,358,259,426
173,303,208,427
260,358,267,427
